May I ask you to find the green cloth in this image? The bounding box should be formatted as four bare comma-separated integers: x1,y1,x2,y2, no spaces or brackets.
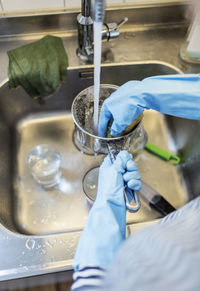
7,35,68,99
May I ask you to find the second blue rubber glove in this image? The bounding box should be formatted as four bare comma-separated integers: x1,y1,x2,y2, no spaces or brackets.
73,150,141,271
98,74,200,137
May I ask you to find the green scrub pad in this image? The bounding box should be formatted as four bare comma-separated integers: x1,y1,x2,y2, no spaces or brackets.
7,35,68,100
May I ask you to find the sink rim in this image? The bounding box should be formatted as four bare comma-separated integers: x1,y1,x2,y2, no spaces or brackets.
0,59,184,89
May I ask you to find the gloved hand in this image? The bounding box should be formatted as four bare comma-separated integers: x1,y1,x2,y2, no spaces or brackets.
98,74,200,137
73,150,141,271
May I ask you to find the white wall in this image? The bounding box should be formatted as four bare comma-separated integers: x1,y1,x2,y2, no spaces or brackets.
1,0,64,11
0,0,183,14
0,0,3,12
64,0,138,9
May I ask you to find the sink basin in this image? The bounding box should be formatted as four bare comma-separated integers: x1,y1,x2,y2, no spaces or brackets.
0,61,199,236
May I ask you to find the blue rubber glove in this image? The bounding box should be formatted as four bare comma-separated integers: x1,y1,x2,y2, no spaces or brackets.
98,74,200,137
73,150,141,271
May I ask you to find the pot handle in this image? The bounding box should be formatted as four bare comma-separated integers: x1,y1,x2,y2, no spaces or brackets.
107,143,141,213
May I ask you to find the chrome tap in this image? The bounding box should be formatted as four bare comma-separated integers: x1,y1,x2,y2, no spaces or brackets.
77,0,128,62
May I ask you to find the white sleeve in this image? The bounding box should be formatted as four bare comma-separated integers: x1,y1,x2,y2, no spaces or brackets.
100,196,200,291
71,266,106,290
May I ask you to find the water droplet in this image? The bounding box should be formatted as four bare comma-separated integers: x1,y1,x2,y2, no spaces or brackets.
25,239,35,250
46,240,53,248
50,256,54,262
41,249,46,255
110,42,116,48
152,181,158,188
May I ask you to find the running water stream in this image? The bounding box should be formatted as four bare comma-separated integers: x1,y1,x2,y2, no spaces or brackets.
93,21,103,134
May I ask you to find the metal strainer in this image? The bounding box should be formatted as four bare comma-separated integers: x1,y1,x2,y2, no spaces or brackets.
72,84,148,212
72,84,148,156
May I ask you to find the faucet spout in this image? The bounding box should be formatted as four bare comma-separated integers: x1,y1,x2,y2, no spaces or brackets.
77,0,93,62
81,0,91,17
77,0,127,62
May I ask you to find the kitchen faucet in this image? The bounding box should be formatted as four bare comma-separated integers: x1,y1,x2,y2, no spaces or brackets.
77,0,128,62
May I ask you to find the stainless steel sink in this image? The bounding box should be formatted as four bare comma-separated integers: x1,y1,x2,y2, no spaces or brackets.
0,60,200,281
0,62,200,280
0,60,198,237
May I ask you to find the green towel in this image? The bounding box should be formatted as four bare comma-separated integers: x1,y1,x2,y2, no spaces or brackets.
7,35,68,100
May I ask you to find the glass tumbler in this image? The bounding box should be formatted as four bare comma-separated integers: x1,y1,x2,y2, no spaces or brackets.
26,144,62,189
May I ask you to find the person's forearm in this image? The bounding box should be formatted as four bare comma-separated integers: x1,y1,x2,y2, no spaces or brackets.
137,74,200,120
98,74,200,137
73,199,126,270
72,151,140,288
72,200,125,290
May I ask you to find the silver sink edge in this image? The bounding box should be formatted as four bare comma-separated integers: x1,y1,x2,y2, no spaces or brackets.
0,217,158,281
0,59,184,88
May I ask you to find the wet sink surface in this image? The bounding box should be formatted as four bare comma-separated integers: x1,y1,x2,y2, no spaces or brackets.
0,61,198,235
15,110,187,235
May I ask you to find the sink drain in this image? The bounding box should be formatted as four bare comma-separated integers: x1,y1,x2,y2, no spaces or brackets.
82,167,99,203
